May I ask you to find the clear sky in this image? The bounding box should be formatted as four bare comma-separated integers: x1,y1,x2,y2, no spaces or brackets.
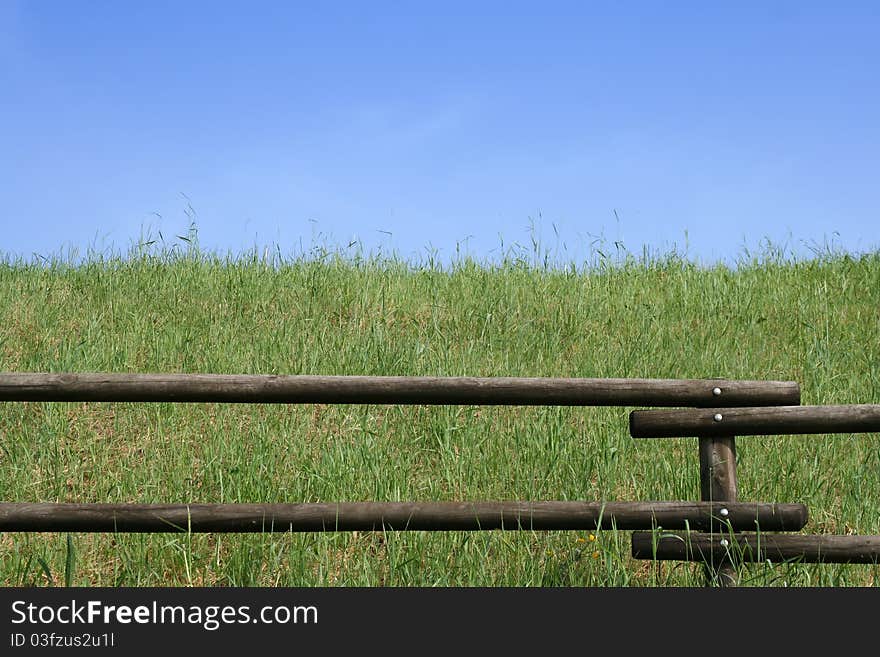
2,2,878,266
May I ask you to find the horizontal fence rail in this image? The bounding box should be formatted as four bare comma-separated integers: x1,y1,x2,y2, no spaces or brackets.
0,501,808,533
0,373,801,407
630,404,880,438
631,531,880,564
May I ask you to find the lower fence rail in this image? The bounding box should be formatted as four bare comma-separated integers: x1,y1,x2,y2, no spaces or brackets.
0,501,807,533
631,531,880,564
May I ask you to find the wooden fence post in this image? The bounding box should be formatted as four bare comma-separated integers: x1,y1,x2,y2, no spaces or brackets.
699,433,738,586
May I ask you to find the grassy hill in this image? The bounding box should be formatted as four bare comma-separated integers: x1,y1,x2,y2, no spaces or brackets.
1,244,878,586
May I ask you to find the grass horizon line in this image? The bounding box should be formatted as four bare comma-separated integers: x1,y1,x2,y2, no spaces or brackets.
4,221,877,273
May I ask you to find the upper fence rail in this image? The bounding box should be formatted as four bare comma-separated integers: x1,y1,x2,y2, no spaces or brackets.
0,373,801,407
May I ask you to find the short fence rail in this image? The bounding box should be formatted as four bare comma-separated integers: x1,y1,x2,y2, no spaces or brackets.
629,404,880,438
631,532,880,564
13,371,880,586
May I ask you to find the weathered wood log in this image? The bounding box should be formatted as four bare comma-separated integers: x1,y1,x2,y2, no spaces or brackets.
630,404,880,438
632,531,880,564
699,437,738,506
699,435,739,586
0,373,800,406
0,501,808,533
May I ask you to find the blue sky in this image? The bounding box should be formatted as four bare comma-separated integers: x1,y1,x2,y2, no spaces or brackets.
2,2,878,266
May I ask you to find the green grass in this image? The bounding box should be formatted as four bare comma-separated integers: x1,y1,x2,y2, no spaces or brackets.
0,240,878,586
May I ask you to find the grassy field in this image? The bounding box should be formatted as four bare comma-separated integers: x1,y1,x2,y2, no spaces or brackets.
1,240,878,586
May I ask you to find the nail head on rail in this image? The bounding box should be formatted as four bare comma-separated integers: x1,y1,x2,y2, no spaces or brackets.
713,413,723,422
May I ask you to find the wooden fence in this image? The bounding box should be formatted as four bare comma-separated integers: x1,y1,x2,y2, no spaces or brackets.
4,372,877,585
